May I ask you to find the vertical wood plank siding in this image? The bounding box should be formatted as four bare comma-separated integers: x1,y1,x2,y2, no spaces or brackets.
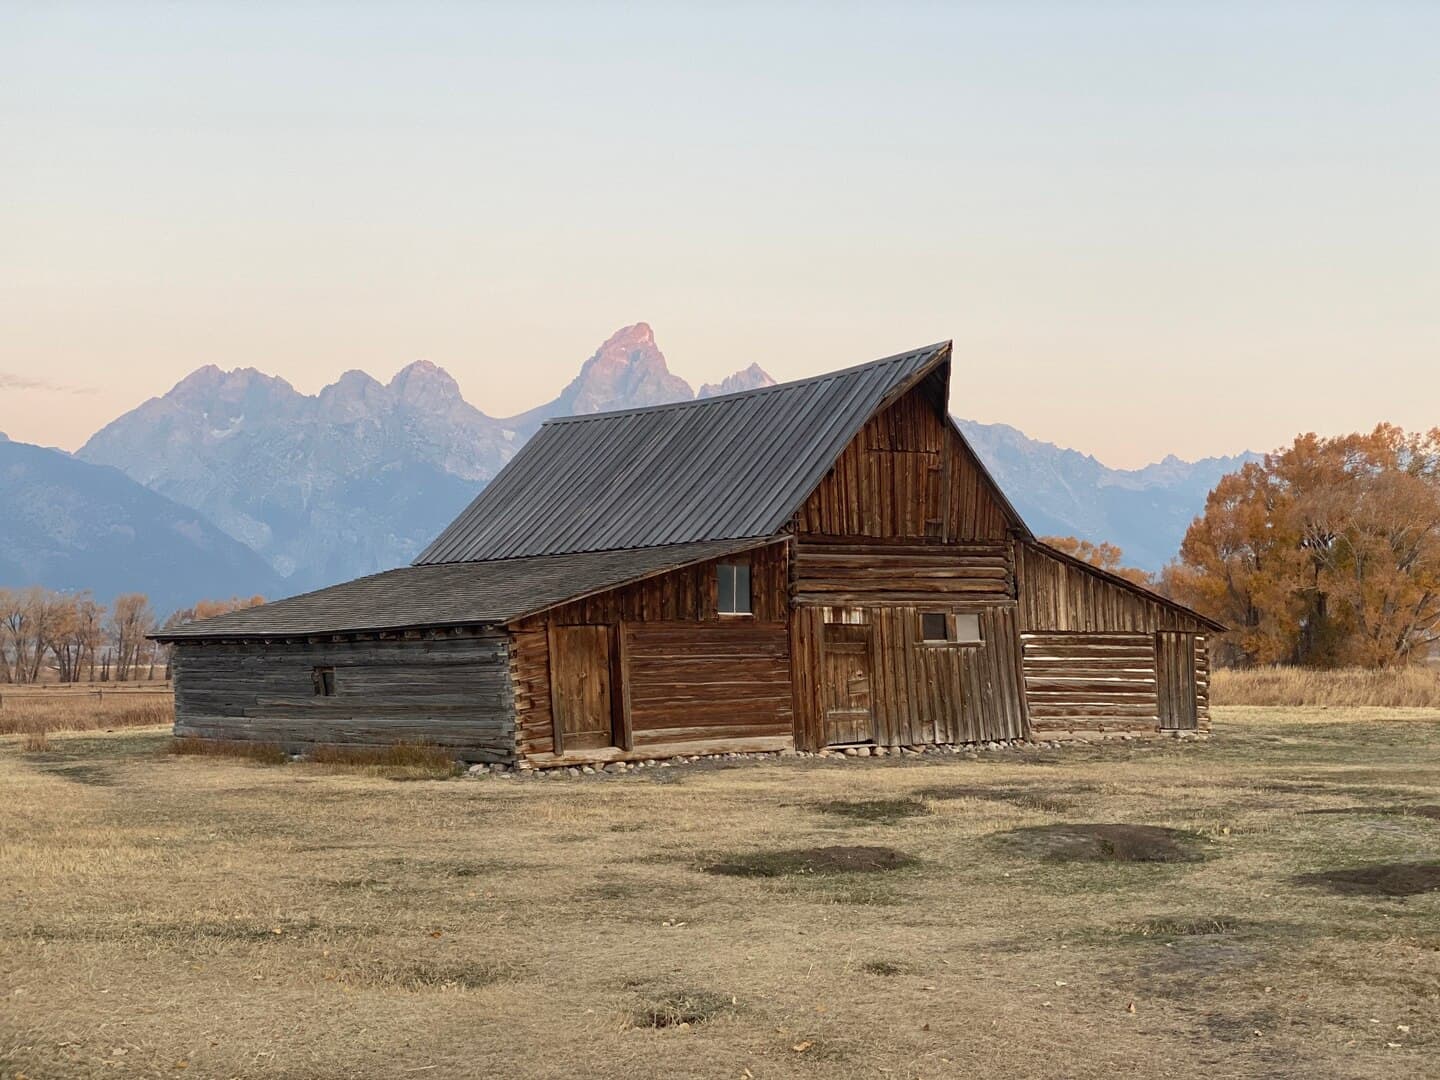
866,605,1027,746
172,634,515,762
1016,543,1211,633
795,386,1010,541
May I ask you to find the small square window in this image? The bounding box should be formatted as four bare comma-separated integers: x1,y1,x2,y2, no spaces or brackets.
312,666,336,696
717,562,752,615
920,612,949,642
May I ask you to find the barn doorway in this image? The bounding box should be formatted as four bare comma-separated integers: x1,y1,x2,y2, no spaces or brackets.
822,622,875,745
1155,631,1198,730
550,624,617,752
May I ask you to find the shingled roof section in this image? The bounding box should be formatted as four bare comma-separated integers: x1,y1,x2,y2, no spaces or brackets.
416,342,955,564
154,539,777,641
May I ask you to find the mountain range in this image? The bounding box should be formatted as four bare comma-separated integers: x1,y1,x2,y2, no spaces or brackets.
0,432,285,615
4,323,1256,613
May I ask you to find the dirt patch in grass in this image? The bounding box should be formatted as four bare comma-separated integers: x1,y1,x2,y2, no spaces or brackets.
704,845,919,878
815,798,930,824
995,823,1207,863
859,959,910,976
1294,862,1440,897
626,988,738,1029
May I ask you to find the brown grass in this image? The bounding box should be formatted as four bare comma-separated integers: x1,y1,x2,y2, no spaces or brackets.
1213,665,1440,708
308,741,460,778
2,709,1439,1078
0,687,173,735
169,735,288,765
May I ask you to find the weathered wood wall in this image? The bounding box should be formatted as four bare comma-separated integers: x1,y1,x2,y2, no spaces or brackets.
1016,543,1212,633
794,386,1011,541
510,543,791,762
789,603,1028,750
792,537,1013,605
1021,632,1160,737
626,623,792,747
172,633,515,762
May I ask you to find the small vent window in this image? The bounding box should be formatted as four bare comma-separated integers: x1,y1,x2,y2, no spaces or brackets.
312,666,336,697
920,612,949,642
718,562,752,615
954,613,982,644
920,612,984,646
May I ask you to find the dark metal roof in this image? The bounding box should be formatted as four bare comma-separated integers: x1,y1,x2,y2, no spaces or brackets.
415,342,954,563
154,539,774,641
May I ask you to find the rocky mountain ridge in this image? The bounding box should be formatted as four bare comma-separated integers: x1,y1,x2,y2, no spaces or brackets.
57,324,1257,605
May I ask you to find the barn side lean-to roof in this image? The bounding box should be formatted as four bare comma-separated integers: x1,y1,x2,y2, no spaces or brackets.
155,342,1026,641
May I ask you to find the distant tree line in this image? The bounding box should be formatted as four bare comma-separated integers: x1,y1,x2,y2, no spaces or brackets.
0,590,264,684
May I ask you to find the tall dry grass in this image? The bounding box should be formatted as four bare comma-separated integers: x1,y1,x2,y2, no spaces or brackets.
0,689,174,736
1212,665,1440,708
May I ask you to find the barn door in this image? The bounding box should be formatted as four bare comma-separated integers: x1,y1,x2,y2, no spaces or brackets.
1155,632,1198,730
822,623,875,745
550,625,616,752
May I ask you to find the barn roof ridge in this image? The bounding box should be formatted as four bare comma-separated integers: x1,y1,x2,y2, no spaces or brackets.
414,340,961,564
537,341,952,426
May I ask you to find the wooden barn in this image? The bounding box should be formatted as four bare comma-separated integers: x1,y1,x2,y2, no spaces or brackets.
155,343,1222,766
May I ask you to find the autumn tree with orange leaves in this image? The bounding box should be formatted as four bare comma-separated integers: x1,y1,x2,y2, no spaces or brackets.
1164,425,1440,668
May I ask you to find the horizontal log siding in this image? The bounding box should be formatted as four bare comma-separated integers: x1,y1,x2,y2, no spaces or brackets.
625,623,792,747
510,544,792,763
1016,542,1211,633
511,626,554,758
172,634,515,762
868,605,1027,746
793,538,1014,605
1195,635,1211,730
1020,632,1159,736
795,385,1010,541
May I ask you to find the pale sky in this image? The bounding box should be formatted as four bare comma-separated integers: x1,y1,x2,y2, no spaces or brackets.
2,2,1436,467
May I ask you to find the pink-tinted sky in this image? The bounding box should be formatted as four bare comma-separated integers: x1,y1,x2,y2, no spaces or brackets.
3,3,1436,467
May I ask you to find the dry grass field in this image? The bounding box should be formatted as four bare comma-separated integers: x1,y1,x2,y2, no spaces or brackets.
0,686,173,737
3,708,1440,1080
1212,666,1440,708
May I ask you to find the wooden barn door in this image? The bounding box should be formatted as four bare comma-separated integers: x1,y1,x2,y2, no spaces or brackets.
1155,632,1198,730
550,625,616,752
822,623,875,745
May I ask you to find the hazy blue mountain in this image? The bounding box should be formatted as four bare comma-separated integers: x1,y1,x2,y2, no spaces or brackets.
0,432,284,614
958,420,1258,571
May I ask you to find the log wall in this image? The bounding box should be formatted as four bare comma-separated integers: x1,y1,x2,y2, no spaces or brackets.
172,633,515,762
793,538,1014,605
1020,632,1160,737
511,543,792,762
626,622,792,747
